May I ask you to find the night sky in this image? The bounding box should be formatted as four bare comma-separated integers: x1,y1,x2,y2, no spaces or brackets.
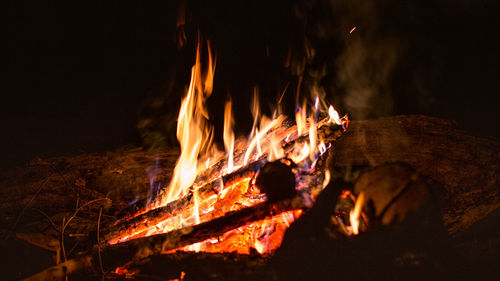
3,0,499,171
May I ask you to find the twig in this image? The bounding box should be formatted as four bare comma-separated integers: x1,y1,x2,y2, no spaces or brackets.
48,164,73,191
97,207,104,278
61,217,67,262
62,198,109,231
59,197,109,277
66,239,80,257
32,208,61,234
8,173,54,240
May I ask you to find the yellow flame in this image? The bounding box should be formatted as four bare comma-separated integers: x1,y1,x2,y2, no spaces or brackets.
308,116,317,161
243,114,286,165
159,41,215,206
223,99,235,172
318,141,327,155
248,90,262,160
322,170,331,189
350,192,365,235
295,101,307,135
268,135,285,161
328,105,342,125
253,220,269,254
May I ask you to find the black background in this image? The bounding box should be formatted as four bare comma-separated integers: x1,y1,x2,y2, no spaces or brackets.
3,0,499,171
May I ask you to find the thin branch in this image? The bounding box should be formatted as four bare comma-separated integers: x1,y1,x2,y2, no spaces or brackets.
32,208,61,234
9,173,54,237
97,207,104,277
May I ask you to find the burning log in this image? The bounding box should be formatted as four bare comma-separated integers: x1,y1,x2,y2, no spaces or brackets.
108,196,305,261
104,157,267,242
104,121,344,243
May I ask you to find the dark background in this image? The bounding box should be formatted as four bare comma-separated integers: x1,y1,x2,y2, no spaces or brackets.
3,0,499,171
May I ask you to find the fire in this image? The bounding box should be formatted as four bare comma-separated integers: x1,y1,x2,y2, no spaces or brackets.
328,105,342,125
111,39,349,256
223,99,235,172
155,40,216,207
349,192,365,235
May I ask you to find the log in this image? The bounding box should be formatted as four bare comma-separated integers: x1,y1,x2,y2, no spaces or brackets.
331,115,500,234
104,157,268,242
109,196,305,260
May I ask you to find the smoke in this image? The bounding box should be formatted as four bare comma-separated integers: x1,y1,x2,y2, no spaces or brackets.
290,0,401,120
135,0,428,148
336,34,399,119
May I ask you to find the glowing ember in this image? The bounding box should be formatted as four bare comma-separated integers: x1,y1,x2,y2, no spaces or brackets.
114,266,135,279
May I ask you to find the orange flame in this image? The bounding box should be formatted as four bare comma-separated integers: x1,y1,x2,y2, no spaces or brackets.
223,99,235,172
349,192,365,235
156,41,215,207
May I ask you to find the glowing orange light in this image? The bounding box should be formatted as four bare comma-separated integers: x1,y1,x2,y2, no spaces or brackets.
350,192,365,235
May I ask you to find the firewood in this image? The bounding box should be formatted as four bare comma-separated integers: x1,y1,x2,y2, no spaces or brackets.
105,121,343,242
104,157,268,242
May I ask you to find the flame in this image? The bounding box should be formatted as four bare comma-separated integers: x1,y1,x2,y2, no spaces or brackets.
322,170,331,189
328,105,342,125
156,41,215,207
114,266,135,278
223,99,235,172
308,116,317,161
296,101,307,135
243,114,286,165
349,192,365,235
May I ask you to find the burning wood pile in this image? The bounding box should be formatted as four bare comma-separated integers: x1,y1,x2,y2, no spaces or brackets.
1,40,499,281
102,41,350,253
